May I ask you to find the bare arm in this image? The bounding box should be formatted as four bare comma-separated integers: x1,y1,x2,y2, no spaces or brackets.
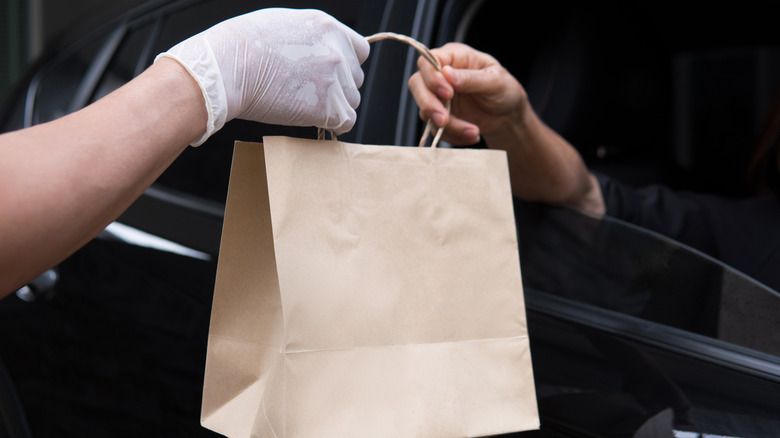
408,43,604,215
484,99,605,214
0,58,204,295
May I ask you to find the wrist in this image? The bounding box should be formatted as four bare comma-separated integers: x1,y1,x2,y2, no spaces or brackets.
483,99,538,148
154,51,224,146
122,57,206,150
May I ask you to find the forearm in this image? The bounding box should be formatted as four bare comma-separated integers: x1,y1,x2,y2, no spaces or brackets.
484,106,605,215
0,58,206,296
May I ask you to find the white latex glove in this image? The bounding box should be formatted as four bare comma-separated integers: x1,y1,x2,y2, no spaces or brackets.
155,8,370,145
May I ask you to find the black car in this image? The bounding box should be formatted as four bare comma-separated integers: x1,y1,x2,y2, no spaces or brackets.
2,0,780,437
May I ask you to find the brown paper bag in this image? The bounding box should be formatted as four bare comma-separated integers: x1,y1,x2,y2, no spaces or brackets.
200,135,539,437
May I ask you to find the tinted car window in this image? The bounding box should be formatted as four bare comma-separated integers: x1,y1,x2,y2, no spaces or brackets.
516,202,780,356
516,202,780,436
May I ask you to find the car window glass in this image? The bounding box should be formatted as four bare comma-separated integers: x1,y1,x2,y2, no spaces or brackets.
516,202,780,359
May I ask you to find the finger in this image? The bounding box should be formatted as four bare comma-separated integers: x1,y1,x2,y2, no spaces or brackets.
313,9,370,64
439,116,481,146
343,74,362,110
416,55,453,101
329,95,357,136
409,71,449,126
443,63,507,97
352,62,365,89
430,42,497,69
351,32,371,64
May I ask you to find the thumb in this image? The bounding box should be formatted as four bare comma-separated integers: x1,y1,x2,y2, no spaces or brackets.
443,64,502,96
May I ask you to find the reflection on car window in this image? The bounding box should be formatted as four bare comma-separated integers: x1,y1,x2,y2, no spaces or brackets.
516,201,780,358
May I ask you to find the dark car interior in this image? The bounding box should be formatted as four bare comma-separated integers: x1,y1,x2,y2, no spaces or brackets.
2,0,780,437
457,2,780,197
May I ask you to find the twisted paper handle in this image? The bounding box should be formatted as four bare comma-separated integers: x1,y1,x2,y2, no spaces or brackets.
317,32,449,148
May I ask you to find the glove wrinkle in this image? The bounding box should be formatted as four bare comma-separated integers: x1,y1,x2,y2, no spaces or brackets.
154,8,370,146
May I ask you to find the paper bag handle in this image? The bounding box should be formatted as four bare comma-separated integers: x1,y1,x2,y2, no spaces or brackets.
317,32,450,148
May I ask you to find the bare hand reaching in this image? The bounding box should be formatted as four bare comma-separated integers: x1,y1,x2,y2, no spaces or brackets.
408,43,527,145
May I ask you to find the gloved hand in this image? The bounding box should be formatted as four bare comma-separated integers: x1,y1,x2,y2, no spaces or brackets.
156,8,370,145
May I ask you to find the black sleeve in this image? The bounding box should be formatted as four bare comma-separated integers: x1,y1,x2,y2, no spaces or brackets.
596,172,718,257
